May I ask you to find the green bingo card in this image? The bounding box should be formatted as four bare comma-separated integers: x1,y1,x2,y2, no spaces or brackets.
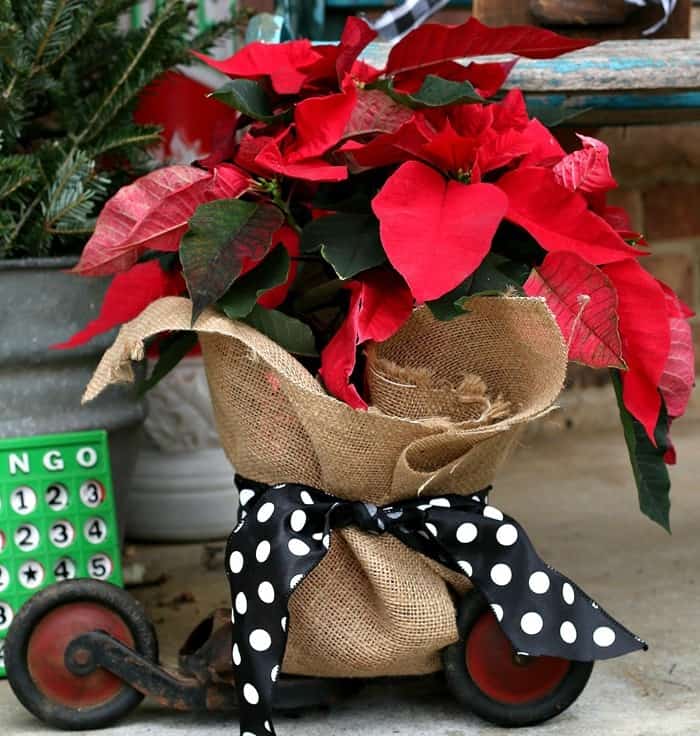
0,430,123,677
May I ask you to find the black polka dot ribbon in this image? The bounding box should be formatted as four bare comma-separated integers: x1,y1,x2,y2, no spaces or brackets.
227,475,647,736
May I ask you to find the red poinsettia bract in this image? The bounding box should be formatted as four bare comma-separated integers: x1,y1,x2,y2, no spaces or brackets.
63,16,693,473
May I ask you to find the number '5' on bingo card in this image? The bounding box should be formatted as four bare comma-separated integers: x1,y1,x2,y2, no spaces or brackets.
0,430,123,677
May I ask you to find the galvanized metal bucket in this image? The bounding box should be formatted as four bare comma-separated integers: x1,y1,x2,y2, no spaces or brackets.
0,258,145,529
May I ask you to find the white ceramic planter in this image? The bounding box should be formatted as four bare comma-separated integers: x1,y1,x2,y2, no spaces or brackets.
125,356,238,541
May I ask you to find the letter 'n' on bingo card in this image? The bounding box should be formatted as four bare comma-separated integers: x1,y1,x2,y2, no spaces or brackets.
0,430,123,677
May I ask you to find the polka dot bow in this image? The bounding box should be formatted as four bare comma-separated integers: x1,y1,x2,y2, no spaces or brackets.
227,475,647,736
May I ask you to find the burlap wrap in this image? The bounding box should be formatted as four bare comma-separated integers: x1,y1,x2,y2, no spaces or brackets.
84,295,566,677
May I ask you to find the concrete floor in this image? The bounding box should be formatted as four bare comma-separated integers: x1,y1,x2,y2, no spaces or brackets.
2,416,699,736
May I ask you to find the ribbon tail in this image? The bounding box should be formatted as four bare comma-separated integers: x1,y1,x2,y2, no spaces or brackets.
392,496,647,662
226,481,333,736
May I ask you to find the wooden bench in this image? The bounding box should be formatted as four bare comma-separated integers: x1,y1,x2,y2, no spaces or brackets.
363,40,700,126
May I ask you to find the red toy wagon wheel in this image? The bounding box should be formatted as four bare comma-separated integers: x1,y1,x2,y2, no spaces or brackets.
443,590,593,727
5,580,158,730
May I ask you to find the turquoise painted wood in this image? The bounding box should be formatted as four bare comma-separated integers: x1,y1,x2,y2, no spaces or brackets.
363,39,700,125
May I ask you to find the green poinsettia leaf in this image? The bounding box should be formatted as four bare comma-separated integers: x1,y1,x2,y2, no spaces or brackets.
467,254,528,297
180,199,284,323
612,371,671,532
292,278,344,313
427,255,528,321
426,276,473,321
138,331,198,396
301,213,386,278
218,245,290,320
210,79,286,122
243,304,317,357
389,75,486,109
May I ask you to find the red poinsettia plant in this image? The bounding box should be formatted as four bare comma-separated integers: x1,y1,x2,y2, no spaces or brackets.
60,17,694,530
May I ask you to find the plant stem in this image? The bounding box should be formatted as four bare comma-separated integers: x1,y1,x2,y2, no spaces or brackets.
265,180,301,234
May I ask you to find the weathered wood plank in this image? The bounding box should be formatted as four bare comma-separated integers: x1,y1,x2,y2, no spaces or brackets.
362,39,700,125
505,41,700,92
363,40,700,93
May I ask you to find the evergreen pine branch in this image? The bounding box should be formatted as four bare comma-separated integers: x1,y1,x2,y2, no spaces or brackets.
73,0,189,147
0,0,235,257
96,0,139,22
87,123,163,159
0,154,39,199
9,2,187,244
9,0,41,29
189,16,242,53
42,148,110,231
0,19,20,68
30,1,100,73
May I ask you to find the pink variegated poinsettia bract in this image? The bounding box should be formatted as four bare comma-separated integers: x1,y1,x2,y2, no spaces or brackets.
62,17,694,527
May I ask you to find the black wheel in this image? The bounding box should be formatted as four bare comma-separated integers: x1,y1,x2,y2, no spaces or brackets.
5,580,158,730
442,590,593,727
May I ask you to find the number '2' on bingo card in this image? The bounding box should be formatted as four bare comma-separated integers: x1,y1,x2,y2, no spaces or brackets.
0,430,122,676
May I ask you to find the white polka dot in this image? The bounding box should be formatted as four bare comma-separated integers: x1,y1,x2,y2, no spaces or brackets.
491,604,504,622
322,534,330,549
273,483,287,489
257,502,275,523
300,490,314,505
495,523,518,546
560,621,577,644
290,574,303,589
562,582,575,605
229,551,244,574
243,683,259,705
483,505,504,521
490,563,512,586
429,497,450,508
235,592,247,615
529,571,550,594
591,601,599,609
290,509,307,532
288,538,310,556
425,522,438,536
312,531,323,541
281,617,287,631
271,665,279,682
231,609,235,624
417,503,431,511
265,721,272,732
520,612,543,635
238,488,255,506
250,629,272,652
232,643,241,666
243,732,256,736
256,540,271,563
456,522,478,544
458,560,472,576
258,581,275,603
593,626,616,647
